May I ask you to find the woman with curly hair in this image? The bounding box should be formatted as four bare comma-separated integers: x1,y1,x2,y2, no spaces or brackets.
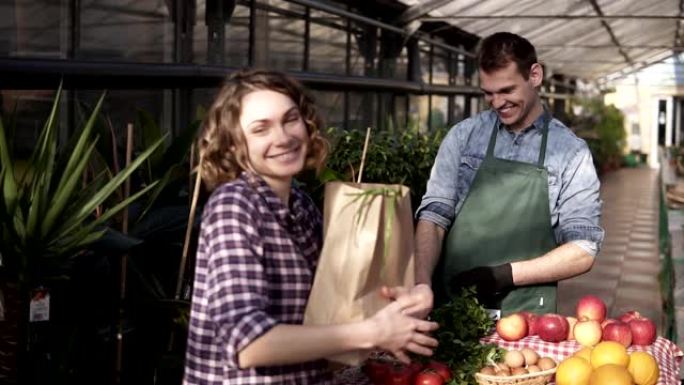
183,69,438,385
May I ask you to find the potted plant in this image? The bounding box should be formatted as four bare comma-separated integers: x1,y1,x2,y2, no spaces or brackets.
0,85,164,382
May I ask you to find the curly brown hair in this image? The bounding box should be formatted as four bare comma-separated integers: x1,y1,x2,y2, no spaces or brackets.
198,69,329,191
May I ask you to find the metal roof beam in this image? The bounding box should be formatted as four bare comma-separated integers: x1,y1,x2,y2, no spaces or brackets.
536,45,684,50
675,0,684,46
419,15,684,21
396,0,453,25
286,0,475,57
588,0,633,66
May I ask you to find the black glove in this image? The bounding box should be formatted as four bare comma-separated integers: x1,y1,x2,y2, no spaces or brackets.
449,264,514,306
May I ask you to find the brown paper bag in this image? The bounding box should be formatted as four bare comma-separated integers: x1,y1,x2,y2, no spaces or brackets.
303,181,415,366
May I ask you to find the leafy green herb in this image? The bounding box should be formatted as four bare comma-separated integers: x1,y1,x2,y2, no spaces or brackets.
429,287,504,385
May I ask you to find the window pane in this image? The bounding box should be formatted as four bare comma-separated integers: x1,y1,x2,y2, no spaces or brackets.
0,1,68,59
225,5,251,68
348,91,376,130
470,96,482,117
453,95,465,124
193,2,250,67
430,96,448,130
394,46,408,81
409,95,429,133
1,90,60,157
76,89,168,140
432,48,449,85
253,0,305,71
394,95,408,129
309,10,346,75
79,1,174,62
350,24,377,77
310,90,345,129
419,41,430,84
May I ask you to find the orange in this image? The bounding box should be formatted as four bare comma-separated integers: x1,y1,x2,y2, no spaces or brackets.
590,341,630,369
589,364,634,385
628,351,659,385
556,356,593,385
575,347,593,363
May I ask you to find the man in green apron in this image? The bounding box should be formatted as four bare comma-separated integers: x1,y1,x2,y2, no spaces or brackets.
389,32,604,318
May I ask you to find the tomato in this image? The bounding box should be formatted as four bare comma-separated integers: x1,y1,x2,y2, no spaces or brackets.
363,358,391,385
414,369,445,385
425,361,452,382
385,364,414,385
408,361,424,380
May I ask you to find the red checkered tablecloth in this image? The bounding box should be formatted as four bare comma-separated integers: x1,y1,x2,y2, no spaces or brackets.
480,334,683,385
333,336,683,385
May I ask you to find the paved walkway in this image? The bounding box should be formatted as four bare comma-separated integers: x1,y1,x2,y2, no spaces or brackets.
557,168,663,330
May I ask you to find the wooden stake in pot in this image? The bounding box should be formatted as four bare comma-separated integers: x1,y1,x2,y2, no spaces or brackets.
357,127,371,184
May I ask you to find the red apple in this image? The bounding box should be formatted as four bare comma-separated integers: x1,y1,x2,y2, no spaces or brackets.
629,318,657,345
601,318,617,330
566,316,578,340
537,313,569,342
602,321,632,347
576,295,607,323
618,310,641,324
519,311,539,336
496,313,528,341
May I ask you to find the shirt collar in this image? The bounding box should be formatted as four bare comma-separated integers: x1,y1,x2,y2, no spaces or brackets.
240,171,304,224
497,106,550,135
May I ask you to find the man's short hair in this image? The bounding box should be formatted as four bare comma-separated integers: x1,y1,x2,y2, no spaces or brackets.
477,32,538,80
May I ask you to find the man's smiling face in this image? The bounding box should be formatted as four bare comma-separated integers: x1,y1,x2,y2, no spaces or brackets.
479,61,543,132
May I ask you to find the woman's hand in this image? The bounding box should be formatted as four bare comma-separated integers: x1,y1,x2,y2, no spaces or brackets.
367,290,439,364
381,283,434,320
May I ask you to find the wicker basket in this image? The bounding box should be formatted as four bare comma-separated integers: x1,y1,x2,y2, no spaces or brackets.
474,367,556,385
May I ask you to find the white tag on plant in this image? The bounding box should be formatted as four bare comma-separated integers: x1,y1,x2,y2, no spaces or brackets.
29,288,50,322
486,308,501,321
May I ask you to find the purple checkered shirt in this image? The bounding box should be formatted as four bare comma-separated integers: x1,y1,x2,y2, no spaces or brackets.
183,172,332,385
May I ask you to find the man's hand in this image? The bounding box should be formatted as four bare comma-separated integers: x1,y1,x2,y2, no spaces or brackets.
381,283,434,319
449,264,514,305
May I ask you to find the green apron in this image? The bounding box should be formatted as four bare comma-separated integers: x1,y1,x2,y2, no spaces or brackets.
433,112,558,315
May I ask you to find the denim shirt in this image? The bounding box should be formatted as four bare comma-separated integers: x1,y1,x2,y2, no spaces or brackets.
416,109,605,247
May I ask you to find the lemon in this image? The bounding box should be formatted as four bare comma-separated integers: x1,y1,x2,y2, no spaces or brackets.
575,347,593,364
556,356,593,385
628,351,659,385
589,364,634,385
591,341,630,369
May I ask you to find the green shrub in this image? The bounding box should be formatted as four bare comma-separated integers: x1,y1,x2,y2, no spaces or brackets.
318,126,446,212
570,98,626,173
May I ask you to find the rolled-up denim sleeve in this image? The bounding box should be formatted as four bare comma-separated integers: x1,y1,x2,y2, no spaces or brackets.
555,144,605,248
416,126,462,230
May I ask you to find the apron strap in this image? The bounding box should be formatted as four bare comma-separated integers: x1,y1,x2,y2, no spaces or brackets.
537,109,551,167
485,119,500,159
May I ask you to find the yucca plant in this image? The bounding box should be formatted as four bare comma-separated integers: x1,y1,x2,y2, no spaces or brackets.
0,85,164,381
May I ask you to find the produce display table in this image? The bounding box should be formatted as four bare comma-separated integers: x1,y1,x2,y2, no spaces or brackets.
333,336,683,385
480,335,683,385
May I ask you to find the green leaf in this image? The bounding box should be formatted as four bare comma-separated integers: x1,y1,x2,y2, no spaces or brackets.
53,137,165,240
138,109,164,175
40,138,98,238
0,117,18,214
57,92,105,192
51,180,159,254
135,164,176,223
160,119,200,173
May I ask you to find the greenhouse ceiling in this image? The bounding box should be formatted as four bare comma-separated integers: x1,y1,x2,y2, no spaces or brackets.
397,0,684,83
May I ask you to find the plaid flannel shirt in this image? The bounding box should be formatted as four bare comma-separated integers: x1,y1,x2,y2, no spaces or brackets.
183,172,332,385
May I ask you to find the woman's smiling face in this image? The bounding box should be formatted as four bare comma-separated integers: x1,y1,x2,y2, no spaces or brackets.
239,89,309,189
